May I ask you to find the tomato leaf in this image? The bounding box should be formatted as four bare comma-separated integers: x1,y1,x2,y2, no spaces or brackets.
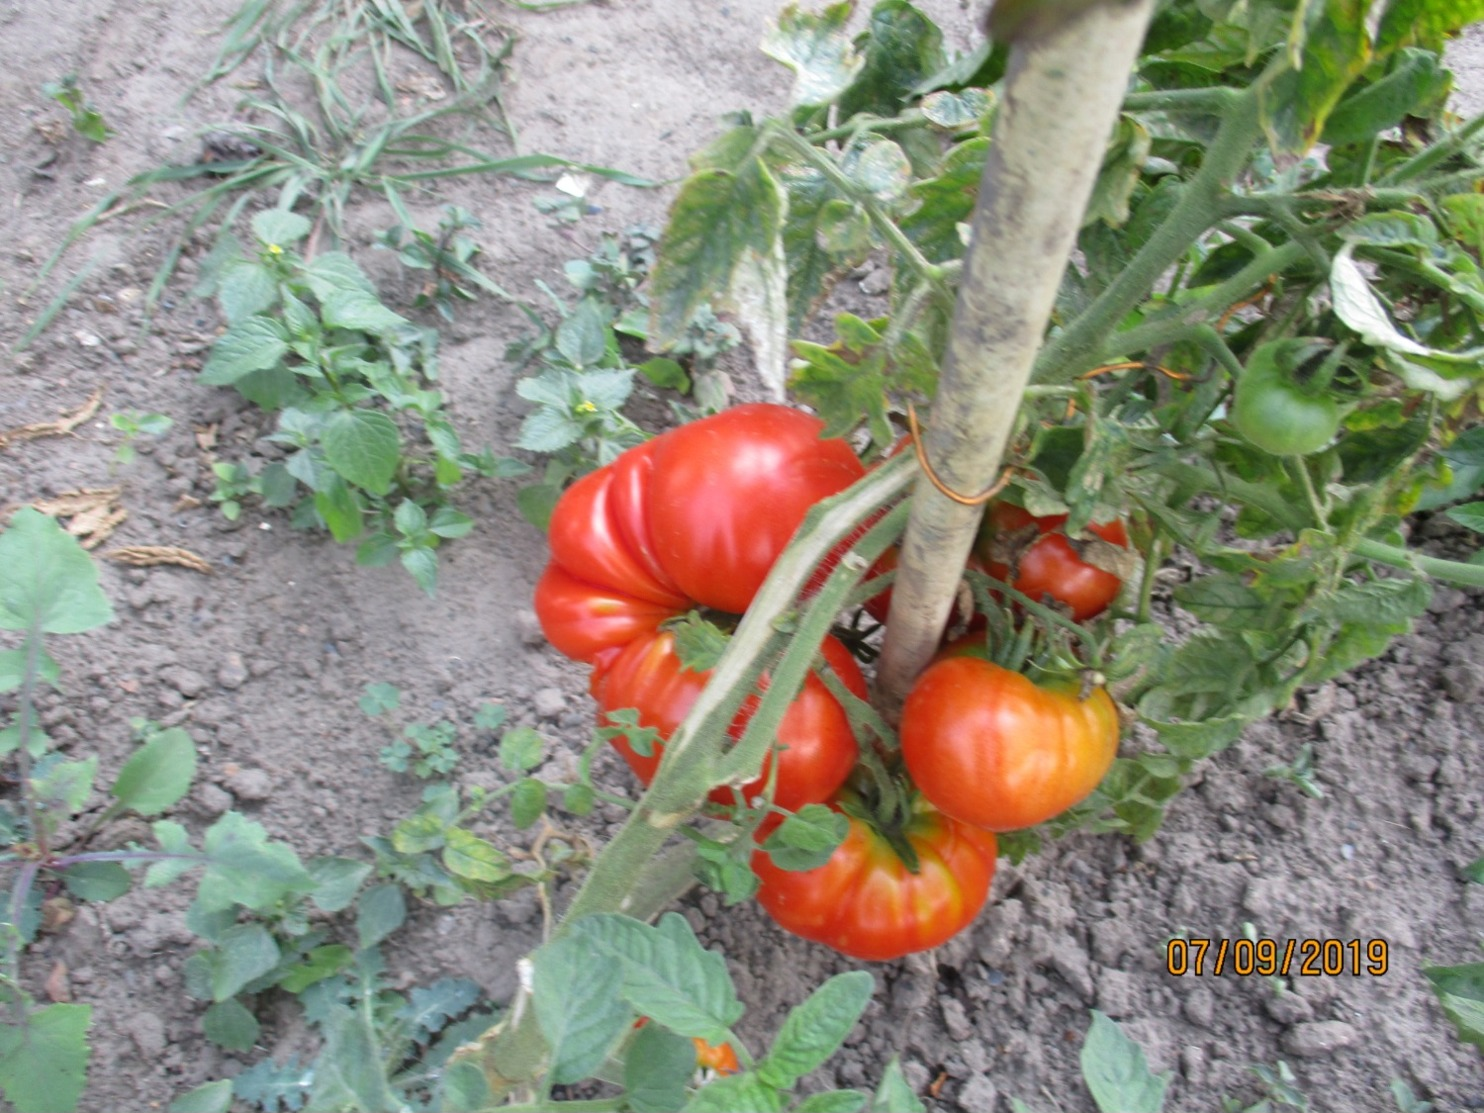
167,1080,234,1113
836,1,945,121
683,1072,785,1113
509,779,548,830
625,1022,696,1113
355,883,407,951
761,3,863,108
649,158,785,348
570,912,743,1044
532,934,631,1085
1080,1010,1169,1113
761,804,849,871
900,138,987,263
307,857,372,913
1446,501,1484,534
868,1058,925,1113
758,971,873,1091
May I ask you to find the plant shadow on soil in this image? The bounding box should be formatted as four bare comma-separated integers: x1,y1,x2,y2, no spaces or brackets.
0,2,1481,1111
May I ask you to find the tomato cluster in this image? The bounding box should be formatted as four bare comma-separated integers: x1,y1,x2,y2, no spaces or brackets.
533,403,1124,963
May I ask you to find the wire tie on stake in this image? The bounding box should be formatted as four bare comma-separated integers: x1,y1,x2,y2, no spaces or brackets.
906,402,1016,507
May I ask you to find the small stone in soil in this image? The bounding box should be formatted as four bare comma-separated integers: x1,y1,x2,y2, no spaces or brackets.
223,766,273,802
1281,1019,1358,1057
533,687,566,719
958,1074,998,1112
217,652,248,690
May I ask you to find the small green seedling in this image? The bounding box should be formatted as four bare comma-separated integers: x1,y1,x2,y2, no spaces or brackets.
108,411,173,466
42,76,112,142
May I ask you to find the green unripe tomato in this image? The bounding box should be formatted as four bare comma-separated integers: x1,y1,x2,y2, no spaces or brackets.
1231,338,1342,456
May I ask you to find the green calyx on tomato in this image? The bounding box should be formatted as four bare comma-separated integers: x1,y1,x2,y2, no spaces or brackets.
1231,338,1344,457
752,787,998,961
899,651,1119,833
974,502,1130,622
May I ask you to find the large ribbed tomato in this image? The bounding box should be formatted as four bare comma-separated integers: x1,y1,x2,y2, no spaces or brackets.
752,790,998,961
532,403,869,811
899,652,1119,832
592,630,866,813
975,502,1129,622
534,405,866,663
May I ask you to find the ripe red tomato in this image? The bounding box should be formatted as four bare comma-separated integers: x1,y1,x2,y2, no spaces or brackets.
752,790,998,961
645,404,866,616
899,653,1119,832
592,630,866,814
975,503,1129,622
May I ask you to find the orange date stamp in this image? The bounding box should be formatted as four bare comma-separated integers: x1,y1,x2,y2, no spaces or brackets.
1165,937,1389,977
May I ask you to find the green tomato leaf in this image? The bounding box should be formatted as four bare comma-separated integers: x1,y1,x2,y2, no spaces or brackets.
670,613,730,673
1441,193,1484,257
650,159,785,348
868,1057,924,1113
798,1091,868,1113
848,140,911,203
1258,3,1373,154
639,357,691,392
532,934,631,1085
0,508,115,635
571,912,743,1043
1081,1010,1170,1113
761,804,849,871
320,289,408,334
683,1072,785,1113
1424,961,1484,1051
277,944,354,993
1446,501,1484,534
111,727,196,816
517,407,583,454
758,971,873,1091
1378,0,1484,52
920,89,992,130
0,1003,91,1113
1322,48,1448,146
321,410,400,496
401,547,439,597
761,3,864,108
900,138,988,263
626,1022,696,1113
776,162,853,337
199,317,289,386
1085,117,1151,228
836,1,946,121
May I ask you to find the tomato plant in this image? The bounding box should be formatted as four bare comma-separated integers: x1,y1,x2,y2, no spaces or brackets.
899,652,1119,833
752,790,998,962
975,503,1129,622
592,629,865,813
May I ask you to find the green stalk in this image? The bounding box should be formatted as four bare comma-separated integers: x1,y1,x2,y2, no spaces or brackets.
1353,538,1484,587
1033,86,1265,384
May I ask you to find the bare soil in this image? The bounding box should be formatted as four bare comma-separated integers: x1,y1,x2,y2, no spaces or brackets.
1,3,1481,1111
